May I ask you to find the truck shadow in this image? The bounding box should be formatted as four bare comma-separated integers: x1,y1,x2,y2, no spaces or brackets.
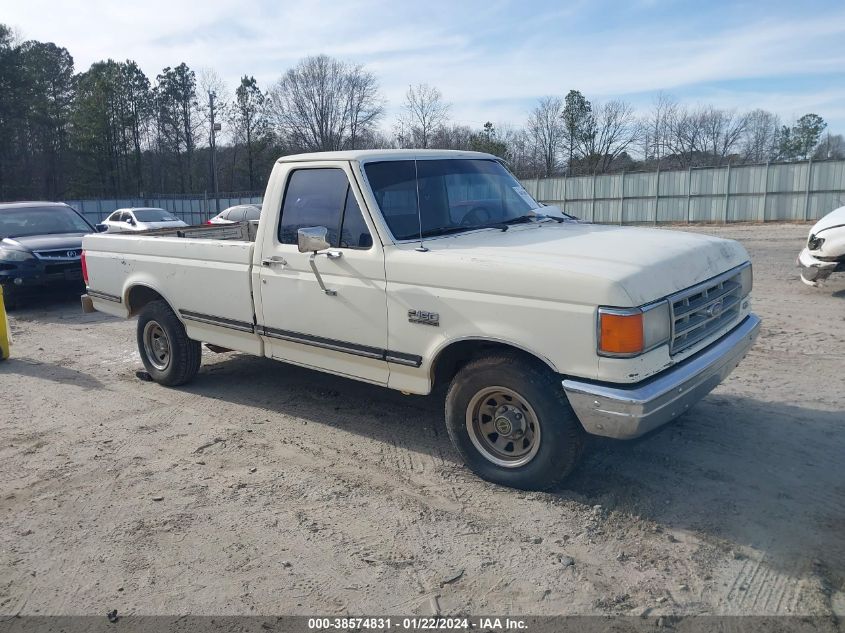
185,352,844,587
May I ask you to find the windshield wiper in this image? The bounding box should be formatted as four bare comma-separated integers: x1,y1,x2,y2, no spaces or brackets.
416,222,510,239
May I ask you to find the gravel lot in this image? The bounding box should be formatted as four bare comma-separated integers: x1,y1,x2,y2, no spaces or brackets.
0,223,843,618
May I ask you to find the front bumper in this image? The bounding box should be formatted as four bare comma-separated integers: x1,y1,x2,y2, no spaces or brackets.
0,260,83,293
797,248,844,286
562,314,761,439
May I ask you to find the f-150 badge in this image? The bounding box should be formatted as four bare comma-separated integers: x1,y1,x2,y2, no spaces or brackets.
408,309,439,326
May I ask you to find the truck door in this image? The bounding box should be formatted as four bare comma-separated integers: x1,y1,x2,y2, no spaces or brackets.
255,163,390,384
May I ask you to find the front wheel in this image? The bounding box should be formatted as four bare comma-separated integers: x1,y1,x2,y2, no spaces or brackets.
445,354,585,490
136,300,201,386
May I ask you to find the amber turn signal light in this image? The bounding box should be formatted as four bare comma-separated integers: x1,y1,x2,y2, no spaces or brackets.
598,311,644,355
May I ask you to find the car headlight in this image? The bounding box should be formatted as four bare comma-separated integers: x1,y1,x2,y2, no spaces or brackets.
807,234,824,251
597,301,671,357
739,263,753,296
0,248,36,262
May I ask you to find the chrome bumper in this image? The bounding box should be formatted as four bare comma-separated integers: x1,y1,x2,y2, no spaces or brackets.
562,314,761,439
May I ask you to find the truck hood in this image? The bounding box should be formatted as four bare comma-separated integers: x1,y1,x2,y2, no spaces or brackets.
406,222,749,305
810,205,845,236
2,233,87,253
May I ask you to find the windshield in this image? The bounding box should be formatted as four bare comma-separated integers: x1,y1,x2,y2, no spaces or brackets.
0,206,93,239
364,159,541,240
133,209,178,222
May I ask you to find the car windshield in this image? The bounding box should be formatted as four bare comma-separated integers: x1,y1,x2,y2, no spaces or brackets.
364,159,542,240
133,209,178,222
0,206,93,238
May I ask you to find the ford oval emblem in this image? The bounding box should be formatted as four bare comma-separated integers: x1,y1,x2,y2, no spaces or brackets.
67,250,78,258
706,299,724,318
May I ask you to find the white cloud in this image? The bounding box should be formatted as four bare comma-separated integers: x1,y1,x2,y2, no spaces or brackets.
5,0,845,130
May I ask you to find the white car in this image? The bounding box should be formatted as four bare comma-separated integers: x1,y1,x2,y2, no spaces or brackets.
207,204,262,225
798,205,845,286
98,208,188,233
81,149,759,490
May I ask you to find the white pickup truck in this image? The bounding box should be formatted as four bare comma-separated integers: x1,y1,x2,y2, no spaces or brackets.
82,150,760,489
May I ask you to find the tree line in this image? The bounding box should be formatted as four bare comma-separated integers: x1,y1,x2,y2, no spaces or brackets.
1,23,842,201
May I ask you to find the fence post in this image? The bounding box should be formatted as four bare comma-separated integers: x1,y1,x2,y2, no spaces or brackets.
561,174,567,215
97,199,102,221
590,173,596,223
654,166,660,225
724,162,731,224
619,171,625,225
686,166,692,224
804,158,813,221
762,162,770,222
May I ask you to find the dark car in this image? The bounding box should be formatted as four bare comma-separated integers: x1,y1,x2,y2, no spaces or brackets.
0,201,96,308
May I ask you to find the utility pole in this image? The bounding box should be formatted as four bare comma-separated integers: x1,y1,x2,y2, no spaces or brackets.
208,91,221,216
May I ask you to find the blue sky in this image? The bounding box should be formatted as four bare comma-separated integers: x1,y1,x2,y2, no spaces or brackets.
7,0,845,133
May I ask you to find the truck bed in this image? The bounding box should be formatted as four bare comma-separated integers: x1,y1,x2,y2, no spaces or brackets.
82,225,260,354
136,220,260,241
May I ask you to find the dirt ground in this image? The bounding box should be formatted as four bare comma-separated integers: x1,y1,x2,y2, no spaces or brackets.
0,223,842,618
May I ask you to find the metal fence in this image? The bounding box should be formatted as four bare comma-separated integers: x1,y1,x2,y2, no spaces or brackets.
64,193,263,226
521,159,845,224
63,159,845,227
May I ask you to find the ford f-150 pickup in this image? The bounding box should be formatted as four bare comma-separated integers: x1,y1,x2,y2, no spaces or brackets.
81,150,760,489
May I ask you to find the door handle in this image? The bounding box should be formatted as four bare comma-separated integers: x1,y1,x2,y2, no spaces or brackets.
261,256,287,267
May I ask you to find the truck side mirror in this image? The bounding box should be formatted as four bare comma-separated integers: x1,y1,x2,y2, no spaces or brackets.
297,226,330,253
95,223,107,232
297,226,341,296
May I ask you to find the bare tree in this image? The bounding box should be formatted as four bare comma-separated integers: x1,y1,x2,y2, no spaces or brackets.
665,105,747,167
430,123,474,150
576,100,640,174
697,107,747,165
396,83,450,149
641,93,678,164
268,55,383,152
526,96,564,177
344,64,383,149
814,132,845,160
740,109,781,162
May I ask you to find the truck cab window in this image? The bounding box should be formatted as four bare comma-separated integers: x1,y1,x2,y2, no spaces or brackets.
279,168,371,249
279,169,347,245
339,188,372,249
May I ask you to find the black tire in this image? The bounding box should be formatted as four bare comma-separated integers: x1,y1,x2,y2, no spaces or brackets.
136,299,201,386
445,353,584,490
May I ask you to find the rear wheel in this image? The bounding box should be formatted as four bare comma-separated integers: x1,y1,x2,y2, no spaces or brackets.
445,354,584,490
136,300,201,386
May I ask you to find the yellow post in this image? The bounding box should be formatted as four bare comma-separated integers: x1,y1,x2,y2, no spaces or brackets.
0,285,10,360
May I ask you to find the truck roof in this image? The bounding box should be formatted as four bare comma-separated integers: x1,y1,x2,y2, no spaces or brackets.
276,149,498,164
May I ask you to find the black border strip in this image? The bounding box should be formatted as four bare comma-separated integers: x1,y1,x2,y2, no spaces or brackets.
262,326,422,367
180,310,255,333
175,310,422,368
86,289,122,303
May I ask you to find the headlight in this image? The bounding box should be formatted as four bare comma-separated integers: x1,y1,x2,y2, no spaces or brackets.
739,263,753,296
0,248,35,262
598,301,671,357
807,234,824,251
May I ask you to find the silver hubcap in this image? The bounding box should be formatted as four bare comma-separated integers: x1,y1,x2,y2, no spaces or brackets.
142,320,171,371
466,386,541,468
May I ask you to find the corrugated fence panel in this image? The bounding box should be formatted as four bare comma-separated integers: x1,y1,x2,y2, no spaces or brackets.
658,170,687,197
60,161,844,227
623,198,653,223
526,159,845,224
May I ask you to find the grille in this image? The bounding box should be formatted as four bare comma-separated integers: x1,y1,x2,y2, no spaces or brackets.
669,266,745,355
35,249,81,260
